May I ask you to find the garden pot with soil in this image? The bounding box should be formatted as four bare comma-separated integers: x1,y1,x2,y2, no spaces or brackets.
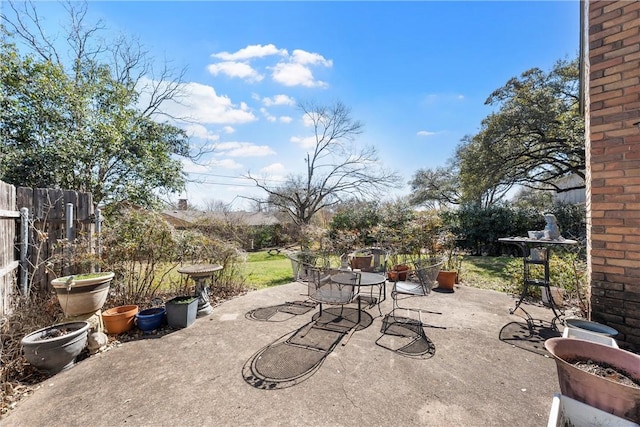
544,337,640,422
166,296,198,329
390,264,410,281
436,271,457,291
351,255,373,271
547,393,639,427
136,307,166,332
102,304,139,335
21,321,90,375
51,272,115,317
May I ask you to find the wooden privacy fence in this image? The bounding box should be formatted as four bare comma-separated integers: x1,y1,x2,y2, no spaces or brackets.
0,181,96,317
0,181,19,317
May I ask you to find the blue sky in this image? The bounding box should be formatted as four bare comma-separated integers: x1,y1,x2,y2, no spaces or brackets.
13,1,580,210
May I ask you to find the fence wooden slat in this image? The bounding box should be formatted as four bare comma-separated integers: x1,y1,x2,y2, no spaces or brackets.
0,182,17,317
0,181,94,309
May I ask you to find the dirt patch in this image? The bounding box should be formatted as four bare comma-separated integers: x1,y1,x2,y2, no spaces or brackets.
569,358,640,389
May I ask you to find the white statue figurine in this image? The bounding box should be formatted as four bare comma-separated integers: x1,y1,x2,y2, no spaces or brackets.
543,213,561,240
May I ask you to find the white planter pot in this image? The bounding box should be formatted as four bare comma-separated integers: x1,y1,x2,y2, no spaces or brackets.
547,393,639,427
563,326,619,348
51,272,114,316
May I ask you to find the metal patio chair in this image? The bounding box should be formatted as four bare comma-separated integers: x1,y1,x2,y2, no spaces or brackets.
388,258,443,325
302,267,362,345
376,259,444,357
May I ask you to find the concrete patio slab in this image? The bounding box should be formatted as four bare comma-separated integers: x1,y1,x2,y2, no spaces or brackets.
3,282,563,427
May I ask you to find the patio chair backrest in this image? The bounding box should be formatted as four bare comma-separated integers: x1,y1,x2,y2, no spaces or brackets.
352,247,388,274
307,268,360,305
413,260,443,295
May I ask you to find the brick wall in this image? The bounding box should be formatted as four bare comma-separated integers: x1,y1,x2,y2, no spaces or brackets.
587,0,640,350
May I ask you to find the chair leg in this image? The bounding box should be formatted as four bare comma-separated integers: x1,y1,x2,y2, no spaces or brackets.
341,296,361,346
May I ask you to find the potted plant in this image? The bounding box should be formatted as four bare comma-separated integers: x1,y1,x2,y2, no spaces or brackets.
166,296,198,329
350,251,373,270
51,272,115,317
21,321,91,375
547,393,638,427
136,307,166,332
436,231,461,291
388,263,410,281
545,337,640,422
102,304,139,335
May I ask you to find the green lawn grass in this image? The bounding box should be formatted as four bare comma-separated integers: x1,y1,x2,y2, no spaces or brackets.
241,251,516,293
460,255,513,292
242,251,294,289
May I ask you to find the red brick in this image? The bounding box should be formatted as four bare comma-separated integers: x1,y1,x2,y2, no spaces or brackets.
604,27,640,44
591,7,623,26
622,1,640,14
591,89,624,102
604,75,640,90
606,176,640,186
591,232,624,242
591,73,622,90
604,44,640,61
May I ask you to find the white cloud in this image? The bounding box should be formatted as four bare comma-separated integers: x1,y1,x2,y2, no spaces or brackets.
181,158,212,174
214,141,276,157
417,130,438,137
139,79,257,125
211,44,287,61
271,62,328,88
183,124,220,141
210,158,244,169
279,116,293,123
291,49,332,67
290,135,317,149
206,61,263,82
222,126,235,134
209,45,331,88
182,157,243,173
260,107,276,122
302,113,316,127
262,94,296,106
260,163,286,174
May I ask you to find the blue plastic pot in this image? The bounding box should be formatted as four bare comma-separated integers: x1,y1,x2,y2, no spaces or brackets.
136,307,166,332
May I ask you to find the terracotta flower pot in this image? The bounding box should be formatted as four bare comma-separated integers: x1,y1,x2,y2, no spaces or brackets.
545,337,640,422
351,256,373,271
437,271,457,290
393,264,410,281
102,305,139,335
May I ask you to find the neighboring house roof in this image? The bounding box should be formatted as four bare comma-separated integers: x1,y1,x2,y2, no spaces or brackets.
161,209,280,228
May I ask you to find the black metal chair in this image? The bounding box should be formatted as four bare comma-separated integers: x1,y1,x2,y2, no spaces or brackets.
376,259,444,358
389,259,443,320
302,267,362,345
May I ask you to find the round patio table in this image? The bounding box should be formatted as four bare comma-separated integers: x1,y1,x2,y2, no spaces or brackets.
331,271,387,316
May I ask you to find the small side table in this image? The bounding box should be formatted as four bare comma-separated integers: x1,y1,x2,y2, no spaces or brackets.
498,237,577,329
177,264,223,317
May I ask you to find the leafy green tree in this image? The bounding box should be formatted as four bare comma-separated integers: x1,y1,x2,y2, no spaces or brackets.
408,165,460,208
1,2,195,208
467,58,584,194
409,58,583,208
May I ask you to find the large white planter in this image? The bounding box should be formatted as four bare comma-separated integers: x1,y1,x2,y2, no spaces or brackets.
51,272,114,316
563,326,619,348
547,393,639,427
